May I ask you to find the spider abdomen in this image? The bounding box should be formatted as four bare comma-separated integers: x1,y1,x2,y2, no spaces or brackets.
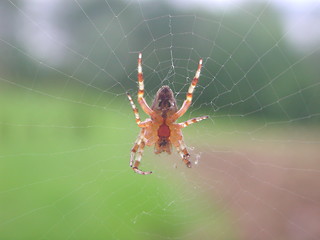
158,123,170,138
155,123,172,154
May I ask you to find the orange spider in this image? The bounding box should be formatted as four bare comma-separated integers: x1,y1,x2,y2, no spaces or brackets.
127,53,208,175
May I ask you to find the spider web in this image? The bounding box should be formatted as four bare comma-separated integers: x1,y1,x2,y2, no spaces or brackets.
1,0,320,239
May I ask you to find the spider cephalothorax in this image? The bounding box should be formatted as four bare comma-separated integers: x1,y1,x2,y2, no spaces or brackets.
127,53,208,175
151,86,178,118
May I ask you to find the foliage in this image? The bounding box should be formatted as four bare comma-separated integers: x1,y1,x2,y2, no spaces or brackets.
0,0,319,121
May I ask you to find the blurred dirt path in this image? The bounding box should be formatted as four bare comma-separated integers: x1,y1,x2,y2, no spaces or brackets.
196,141,320,240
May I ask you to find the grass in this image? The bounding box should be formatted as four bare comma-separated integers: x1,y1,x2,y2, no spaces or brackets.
0,88,236,240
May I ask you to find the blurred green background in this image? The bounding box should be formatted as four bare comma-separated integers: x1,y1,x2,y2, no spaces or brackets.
1,0,320,239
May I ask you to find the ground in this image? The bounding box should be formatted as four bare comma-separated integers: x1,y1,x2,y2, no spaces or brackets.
195,137,320,240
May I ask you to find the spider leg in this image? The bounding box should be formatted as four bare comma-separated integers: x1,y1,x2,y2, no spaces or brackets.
137,53,154,116
173,140,192,168
127,92,142,125
130,135,142,167
126,92,152,128
170,58,202,121
132,141,153,175
179,115,208,128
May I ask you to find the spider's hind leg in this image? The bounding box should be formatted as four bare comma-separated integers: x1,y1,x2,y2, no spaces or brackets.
178,148,192,168
130,137,152,175
173,140,192,168
130,136,141,167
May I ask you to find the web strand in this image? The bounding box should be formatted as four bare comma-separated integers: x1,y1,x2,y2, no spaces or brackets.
1,0,320,240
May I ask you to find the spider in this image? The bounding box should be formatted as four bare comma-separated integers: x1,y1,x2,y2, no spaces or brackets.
126,53,208,175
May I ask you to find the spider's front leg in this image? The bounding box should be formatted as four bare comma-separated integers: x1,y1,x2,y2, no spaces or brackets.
170,58,202,121
137,53,156,117
126,92,152,128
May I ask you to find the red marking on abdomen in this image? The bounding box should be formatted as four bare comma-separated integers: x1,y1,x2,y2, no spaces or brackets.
158,123,170,138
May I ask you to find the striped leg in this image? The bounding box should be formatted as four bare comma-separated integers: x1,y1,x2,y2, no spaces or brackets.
127,92,141,125
132,141,152,175
137,53,154,116
126,92,152,128
171,58,202,120
130,135,142,167
174,140,192,168
179,115,208,128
